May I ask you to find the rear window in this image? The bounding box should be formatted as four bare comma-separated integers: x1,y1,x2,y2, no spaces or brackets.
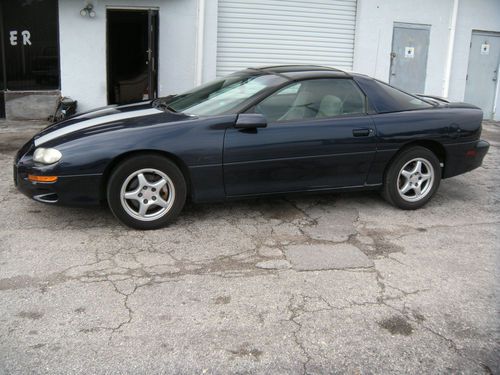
356,78,434,113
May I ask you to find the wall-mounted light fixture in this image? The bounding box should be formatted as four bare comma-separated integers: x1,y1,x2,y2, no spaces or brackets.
80,3,96,18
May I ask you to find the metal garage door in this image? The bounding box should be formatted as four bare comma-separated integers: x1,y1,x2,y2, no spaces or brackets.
216,0,357,77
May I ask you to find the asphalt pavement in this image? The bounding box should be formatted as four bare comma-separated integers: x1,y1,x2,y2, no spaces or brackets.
0,120,498,374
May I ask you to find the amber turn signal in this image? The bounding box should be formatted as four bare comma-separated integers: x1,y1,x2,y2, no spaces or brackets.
28,175,58,183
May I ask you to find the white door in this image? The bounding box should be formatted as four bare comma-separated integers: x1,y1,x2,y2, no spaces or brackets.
216,0,357,77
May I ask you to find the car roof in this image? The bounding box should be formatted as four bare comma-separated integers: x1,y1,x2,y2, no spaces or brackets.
246,65,353,80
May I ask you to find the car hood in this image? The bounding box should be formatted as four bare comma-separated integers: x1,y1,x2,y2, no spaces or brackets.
33,101,180,147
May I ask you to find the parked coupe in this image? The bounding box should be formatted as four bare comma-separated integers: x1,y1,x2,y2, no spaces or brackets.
14,65,489,229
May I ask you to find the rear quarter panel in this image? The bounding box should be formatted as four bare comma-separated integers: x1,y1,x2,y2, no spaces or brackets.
367,107,483,184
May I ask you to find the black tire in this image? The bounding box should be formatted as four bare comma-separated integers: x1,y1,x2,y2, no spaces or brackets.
382,146,441,210
107,154,187,229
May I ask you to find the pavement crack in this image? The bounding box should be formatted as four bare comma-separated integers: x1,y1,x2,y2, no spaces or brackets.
106,280,138,342
285,294,314,375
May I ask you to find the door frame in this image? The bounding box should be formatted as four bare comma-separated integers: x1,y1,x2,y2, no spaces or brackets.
389,22,431,92
0,1,7,117
105,6,159,105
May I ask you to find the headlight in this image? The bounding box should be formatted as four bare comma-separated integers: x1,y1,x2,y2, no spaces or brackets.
33,148,62,164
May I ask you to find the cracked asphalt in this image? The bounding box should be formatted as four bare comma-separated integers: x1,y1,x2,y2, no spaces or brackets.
0,120,499,374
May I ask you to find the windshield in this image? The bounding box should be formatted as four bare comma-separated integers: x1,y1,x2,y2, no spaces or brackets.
158,72,286,116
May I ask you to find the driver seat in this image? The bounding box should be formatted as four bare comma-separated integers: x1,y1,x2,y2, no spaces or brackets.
316,95,343,118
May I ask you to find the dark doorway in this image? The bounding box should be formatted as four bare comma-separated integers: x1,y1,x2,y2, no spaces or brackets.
107,9,158,105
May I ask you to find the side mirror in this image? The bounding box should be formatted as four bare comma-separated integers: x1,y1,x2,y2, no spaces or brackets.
235,114,267,129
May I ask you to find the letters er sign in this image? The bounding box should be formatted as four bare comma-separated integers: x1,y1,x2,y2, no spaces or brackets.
481,43,490,55
404,47,415,59
9,30,32,46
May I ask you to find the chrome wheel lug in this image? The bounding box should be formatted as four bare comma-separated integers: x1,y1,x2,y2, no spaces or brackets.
138,193,143,197
152,188,156,192
143,186,147,190
143,199,148,204
152,196,156,201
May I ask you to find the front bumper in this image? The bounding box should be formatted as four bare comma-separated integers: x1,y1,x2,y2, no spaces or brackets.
14,170,102,206
14,167,102,206
443,139,490,179
14,143,103,206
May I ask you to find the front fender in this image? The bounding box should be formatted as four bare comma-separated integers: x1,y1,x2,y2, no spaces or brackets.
33,115,236,203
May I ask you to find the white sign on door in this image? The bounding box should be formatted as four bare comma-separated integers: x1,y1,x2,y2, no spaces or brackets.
480,43,490,55
404,46,415,59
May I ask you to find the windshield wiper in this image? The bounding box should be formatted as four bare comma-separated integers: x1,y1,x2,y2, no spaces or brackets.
153,96,178,112
157,102,177,113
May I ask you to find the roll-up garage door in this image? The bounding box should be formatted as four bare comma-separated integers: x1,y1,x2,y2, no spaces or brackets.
216,0,357,76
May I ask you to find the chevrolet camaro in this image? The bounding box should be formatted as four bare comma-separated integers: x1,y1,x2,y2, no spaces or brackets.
14,65,489,229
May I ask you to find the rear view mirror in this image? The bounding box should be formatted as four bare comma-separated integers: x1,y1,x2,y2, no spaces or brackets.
235,114,267,129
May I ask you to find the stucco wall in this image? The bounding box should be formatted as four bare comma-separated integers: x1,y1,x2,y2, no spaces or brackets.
353,0,453,95
447,0,500,105
59,0,500,118
59,0,218,112
353,0,500,119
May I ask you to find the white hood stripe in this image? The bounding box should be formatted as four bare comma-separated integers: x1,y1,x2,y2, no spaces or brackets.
71,107,117,120
35,108,162,146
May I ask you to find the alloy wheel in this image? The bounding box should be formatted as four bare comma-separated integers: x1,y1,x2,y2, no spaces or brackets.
397,158,434,202
119,168,175,221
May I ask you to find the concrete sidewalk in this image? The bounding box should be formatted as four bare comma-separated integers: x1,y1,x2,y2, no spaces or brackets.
0,120,48,152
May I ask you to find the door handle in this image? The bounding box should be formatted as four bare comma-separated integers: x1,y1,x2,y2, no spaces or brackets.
352,128,373,137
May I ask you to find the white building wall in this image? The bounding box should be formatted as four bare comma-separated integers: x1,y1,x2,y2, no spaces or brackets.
354,0,500,120
59,0,215,112
202,0,219,83
60,0,500,118
447,0,500,104
353,0,452,95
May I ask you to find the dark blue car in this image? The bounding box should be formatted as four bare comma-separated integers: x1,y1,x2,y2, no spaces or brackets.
14,65,489,229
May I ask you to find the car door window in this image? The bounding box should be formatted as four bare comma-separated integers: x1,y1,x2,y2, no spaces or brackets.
253,78,366,122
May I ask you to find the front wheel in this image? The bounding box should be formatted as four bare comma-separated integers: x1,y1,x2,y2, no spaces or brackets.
382,146,441,210
107,155,187,229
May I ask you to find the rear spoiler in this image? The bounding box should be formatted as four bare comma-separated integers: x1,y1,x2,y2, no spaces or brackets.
416,94,450,104
416,94,481,110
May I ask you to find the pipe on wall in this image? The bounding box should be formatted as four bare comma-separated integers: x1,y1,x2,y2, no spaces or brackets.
443,0,459,98
195,0,206,86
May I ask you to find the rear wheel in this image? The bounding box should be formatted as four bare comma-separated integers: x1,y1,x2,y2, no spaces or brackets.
107,155,186,229
382,146,441,210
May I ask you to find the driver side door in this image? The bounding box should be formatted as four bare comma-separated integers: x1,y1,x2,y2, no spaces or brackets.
223,78,377,196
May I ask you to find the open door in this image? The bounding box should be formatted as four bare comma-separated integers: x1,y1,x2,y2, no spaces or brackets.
107,8,158,105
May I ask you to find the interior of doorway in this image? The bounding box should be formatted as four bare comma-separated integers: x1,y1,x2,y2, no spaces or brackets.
107,9,158,105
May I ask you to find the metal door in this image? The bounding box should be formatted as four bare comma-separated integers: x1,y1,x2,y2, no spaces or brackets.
464,31,500,120
389,23,430,94
216,0,357,76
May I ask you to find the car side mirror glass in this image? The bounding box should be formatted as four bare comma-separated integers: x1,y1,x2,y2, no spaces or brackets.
235,114,267,129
